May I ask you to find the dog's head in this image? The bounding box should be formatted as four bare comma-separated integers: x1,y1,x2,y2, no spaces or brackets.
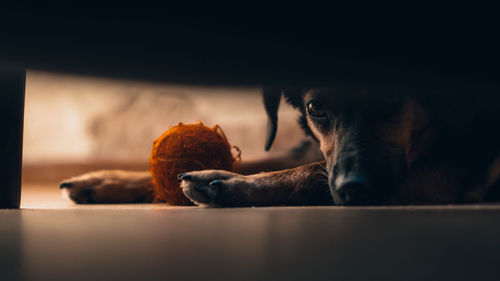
264,87,437,205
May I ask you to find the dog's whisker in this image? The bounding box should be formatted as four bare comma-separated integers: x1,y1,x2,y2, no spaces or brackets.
315,170,329,179
319,172,329,178
318,179,329,185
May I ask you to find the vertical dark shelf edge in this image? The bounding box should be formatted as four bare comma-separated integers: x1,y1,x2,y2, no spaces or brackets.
0,69,26,209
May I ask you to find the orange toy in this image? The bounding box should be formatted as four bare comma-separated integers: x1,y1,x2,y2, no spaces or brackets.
150,122,240,205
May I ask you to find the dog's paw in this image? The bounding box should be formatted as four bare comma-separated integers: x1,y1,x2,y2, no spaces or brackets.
179,170,254,207
59,170,154,204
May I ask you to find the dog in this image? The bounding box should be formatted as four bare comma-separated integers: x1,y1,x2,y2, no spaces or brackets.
60,85,500,206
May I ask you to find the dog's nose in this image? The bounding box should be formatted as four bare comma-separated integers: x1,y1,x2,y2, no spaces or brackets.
333,175,371,205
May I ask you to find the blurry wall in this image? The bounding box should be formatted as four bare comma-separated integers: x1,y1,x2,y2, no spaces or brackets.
23,71,305,165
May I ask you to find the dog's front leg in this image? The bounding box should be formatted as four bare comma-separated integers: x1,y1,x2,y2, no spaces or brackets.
59,170,154,204
180,162,333,207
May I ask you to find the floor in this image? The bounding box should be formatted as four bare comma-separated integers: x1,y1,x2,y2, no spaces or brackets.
2,185,500,281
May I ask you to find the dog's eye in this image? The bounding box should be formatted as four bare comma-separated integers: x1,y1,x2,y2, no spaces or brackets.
307,100,327,118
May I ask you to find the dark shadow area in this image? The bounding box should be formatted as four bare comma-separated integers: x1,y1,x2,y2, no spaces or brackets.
0,70,25,208
1,4,499,87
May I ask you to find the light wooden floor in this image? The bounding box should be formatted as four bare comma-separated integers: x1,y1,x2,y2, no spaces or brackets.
2,185,500,281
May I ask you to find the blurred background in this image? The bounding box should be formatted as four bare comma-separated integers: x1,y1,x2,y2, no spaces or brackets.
22,71,305,189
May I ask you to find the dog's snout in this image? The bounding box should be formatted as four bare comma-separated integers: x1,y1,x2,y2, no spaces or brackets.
333,175,371,205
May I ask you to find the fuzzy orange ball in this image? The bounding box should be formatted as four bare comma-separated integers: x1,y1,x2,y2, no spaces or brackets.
150,122,240,205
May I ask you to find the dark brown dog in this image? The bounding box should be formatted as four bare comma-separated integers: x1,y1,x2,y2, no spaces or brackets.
60,85,500,206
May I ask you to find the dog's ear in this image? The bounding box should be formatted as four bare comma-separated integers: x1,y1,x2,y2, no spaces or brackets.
262,88,305,151
263,87,282,151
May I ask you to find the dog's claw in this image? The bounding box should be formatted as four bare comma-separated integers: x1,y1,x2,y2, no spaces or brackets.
59,182,73,189
177,173,193,180
209,180,224,187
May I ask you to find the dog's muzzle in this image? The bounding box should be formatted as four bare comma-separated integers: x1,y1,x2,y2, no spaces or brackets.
331,174,374,205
